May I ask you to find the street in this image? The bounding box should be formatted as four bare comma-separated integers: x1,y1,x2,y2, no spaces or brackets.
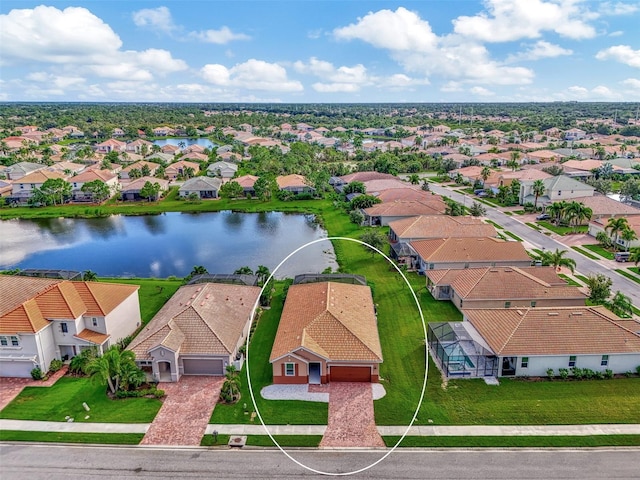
429,183,640,307
1,443,639,479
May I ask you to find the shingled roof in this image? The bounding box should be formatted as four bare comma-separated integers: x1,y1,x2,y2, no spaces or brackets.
270,282,382,363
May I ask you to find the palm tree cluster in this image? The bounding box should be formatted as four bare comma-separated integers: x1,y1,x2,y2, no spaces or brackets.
219,364,241,404
534,248,577,273
85,346,145,395
605,217,638,252
544,201,593,231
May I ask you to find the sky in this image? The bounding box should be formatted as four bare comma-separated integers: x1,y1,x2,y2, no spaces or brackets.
1,0,639,103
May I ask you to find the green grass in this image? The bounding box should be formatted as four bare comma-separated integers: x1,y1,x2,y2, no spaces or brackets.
0,376,162,423
485,219,504,230
503,211,513,216
503,230,523,242
571,246,600,260
245,435,322,447
615,269,640,285
525,222,542,231
558,273,582,286
581,244,615,260
575,274,589,284
0,430,143,444
384,435,640,448
631,267,640,275
511,210,525,215
210,282,328,425
537,221,588,236
200,434,232,446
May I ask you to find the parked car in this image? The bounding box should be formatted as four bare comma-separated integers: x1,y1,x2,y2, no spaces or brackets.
536,213,551,220
614,252,630,262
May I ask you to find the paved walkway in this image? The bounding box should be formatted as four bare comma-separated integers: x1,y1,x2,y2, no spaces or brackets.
319,383,385,448
140,376,223,446
0,366,68,411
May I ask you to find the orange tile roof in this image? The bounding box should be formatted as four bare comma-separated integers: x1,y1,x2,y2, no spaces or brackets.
376,188,433,203
234,175,259,188
71,169,117,183
340,172,398,183
363,198,447,217
17,170,67,184
127,283,261,359
465,307,640,355
410,237,531,263
73,282,139,316
270,282,383,363
75,328,110,345
276,174,308,189
390,215,496,240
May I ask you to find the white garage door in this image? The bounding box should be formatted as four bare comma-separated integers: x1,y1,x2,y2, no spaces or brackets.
0,361,35,378
182,358,224,375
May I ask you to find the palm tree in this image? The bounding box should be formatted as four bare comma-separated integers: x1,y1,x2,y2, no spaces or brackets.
544,201,564,225
620,227,638,252
234,266,253,275
532,179,546,210
610,291,633,317
564,202,592,232
540,248,576,273
629,247,640,266
605,217,629,250
220,364,241,403
255,265,271,286
190,265,208,277
481,166,491,184
408,174,420,185
83,270,98,281
85,347,139,394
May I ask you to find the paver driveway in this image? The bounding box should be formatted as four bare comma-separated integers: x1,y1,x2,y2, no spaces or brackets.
320,382,385,448
141,376,223,446
0,366,68,411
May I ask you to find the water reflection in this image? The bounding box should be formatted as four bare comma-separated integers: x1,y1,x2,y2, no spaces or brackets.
255,211,279,235
141,214,167,236
223,211,245,231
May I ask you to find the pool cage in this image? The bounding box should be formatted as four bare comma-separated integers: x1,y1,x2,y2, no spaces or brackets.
428,322,498,378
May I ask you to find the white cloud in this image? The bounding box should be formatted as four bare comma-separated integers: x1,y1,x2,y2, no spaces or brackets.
26,72,86,89
599,2,639,16
470,86,495,96
132,6,176,34
333,7,534,86
453,0,596,42
312,82,361,93
609,30,624,37
507,40,573,62
441,81,464,93
563,84,622,100
201,59,303,92
596,45,640,68
134,49,188,74
191,26,250,44
621,78,640,89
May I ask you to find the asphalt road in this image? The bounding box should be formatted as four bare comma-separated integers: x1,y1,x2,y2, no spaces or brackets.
2,444,640,479
430,184,640,307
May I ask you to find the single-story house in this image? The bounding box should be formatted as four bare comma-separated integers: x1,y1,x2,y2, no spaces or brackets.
390,216,496,244
165,160,200,180
276,174,315,194
1,161,46,180
428,306,640,379
411,237,532,272
120,176,169,201
426,266,587,311
0,276,141,377
362,198,447,226
120,161,160,180
588,215,640,250
519,175,595,206
484,168,551,188
178,176,222,199
70,169,119,201
234,174,259,196
270,282,383,384
95,139,126,154
127,283,261,382
524,150,565,163
554,195,640,221
207,161,238,179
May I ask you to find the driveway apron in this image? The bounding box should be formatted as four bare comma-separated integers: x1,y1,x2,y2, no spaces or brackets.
141,376,223,446
320,382,385,448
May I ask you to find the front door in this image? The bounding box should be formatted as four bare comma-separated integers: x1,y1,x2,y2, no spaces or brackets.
309,362,321,384
501,357,516,376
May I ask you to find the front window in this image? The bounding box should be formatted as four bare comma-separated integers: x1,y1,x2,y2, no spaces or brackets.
61,322,68,333
505,301,511,308
521,357,529,368
10,336,19,346
601,355,609,366
0,336,19,347
285,363,295,376
0,336,7,346
569,355,576,367
92,318,98,327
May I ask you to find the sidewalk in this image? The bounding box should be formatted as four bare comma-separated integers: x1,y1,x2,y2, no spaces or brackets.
3,419,640,437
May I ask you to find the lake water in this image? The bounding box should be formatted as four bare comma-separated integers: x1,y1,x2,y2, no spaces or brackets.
0,212,338,279
153,138,216,149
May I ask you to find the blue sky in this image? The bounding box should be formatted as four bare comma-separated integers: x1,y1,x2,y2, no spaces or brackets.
1,1,639,102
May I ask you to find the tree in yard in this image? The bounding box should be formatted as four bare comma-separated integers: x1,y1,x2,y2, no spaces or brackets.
597,162,614,179
538,248,576,273
629,247,640,265
40,178,72,206
620,178,640,202
596,231,613,249
83,270,98,281
510,179,521,198
233,266,253,275
128,168,142,179
359,229,388,257
349,209,364,225
219,364,241,404
610,291,633,318
408,174,420,185
255,265,271,286
510,151,521,167
468,201,486,217
454,173,464,185
481,166,491,183
564,201,592,232
183,166,195,179
444,198,465,216
620,227,638,252
542,164,564,176
421,180,430,191
532,179,546,209
141,164,151,177
585,273,612,304
81,179,111,203
506,159,519,171
253,175,276,201
219,180,244,199
85,346,142,394
605,217,629,250
350,194,381,210
139,181,161,201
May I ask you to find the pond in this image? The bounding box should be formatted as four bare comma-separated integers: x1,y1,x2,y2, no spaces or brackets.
0,212,338,279
152,138,216,149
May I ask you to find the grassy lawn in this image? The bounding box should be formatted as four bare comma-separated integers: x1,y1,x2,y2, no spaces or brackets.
575,274,590,284
615,269,640,285
558,273,582,286
631,267,640,275
503,231,523,242
0,430,143,444
246,435,323,447
570,246,600,260
525,222,542,231
0,376,161,423
537,221,587,235
484,219,504,230
200,434,232,446
210,281,328,425
384,435,640,448
581,244,615,260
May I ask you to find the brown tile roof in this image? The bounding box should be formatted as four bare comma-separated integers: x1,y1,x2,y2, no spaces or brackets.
270,282,383,363
75,328,110,345
17,170,67,184
376,188,433,203
122,161,159,173
562,159,603,171
71,169,117,183
465,306,640,355
391,216,496,240
340,172,398,183
429,267,586,301
363,198,447,217
127,283,261,359
276,174,308,189
234,174,259,188
0,277,139,334
410,237,531,263
122,176,170,191
558,196,640,217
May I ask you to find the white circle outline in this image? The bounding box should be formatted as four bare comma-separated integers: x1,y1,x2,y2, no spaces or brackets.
245,236,428,476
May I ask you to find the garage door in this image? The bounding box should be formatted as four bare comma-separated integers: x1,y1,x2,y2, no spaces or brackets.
330,366,371,382
182,358,224,375
0,361,34,378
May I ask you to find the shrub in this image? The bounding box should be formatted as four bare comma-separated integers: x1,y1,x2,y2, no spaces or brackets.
604,369,614,379
571,367,584,380
546,368,554,379
636,365,640,375
583,368,595,380
558,368,569,380
68,348,97,375
30,367,44,380
154,389,165,398
349,209,365,225
523,202,536,213
595,371,605,380
49,359,63,373
624,371,633,378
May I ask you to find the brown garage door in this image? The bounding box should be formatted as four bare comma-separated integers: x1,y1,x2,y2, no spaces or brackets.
330,366,371,382
182,358,224,375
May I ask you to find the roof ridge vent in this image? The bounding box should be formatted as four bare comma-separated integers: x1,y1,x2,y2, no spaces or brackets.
547,312,559,316
571,311,583,315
